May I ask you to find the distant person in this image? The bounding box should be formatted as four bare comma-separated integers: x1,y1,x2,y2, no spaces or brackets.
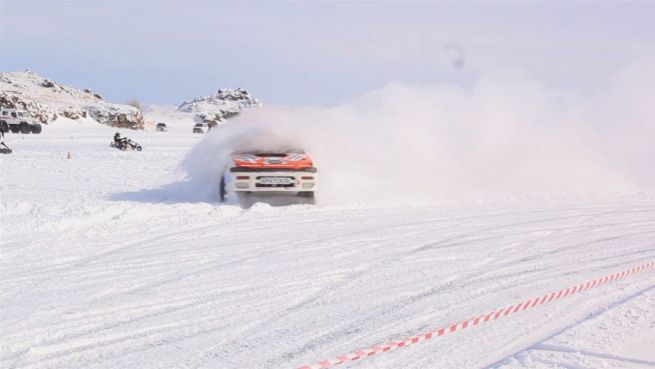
114,132,126,148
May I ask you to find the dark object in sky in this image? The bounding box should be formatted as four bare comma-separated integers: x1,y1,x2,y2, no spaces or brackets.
444,43,466,69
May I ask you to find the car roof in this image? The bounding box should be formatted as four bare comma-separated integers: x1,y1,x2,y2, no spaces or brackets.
233,149,305,155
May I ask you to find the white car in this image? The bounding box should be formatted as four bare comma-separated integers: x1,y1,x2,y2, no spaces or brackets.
155,123,167,132
193,123,209,134
220,151,317,203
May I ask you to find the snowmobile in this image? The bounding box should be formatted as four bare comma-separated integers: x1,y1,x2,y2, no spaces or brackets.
110,138,142,151
0,142,12,154
0,123,12,154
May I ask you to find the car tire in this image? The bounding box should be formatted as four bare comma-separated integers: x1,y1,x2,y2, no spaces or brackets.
219,176,227,202
18,122,31,134
30,124,42,134
9,124,20,133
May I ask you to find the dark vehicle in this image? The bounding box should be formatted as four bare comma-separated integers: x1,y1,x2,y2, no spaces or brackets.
193,123,209,134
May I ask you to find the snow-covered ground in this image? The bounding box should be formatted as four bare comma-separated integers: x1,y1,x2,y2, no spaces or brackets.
142,105,196,134
1,121,653,369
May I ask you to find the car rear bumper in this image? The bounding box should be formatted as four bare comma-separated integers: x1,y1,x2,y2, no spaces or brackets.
229,166,317,173
227,169,318,193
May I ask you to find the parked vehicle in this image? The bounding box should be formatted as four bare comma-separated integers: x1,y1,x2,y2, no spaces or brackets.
155,123,167,132
0,108,42,134
193,123,209,134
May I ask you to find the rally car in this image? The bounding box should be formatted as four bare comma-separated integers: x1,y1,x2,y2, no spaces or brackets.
220,151,317,202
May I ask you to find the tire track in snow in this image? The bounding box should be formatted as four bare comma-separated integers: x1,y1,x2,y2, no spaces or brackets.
218,210,604,367
0,217,244,301
184,265,371,369
4,202,654,369
483,284,655,369
282,208,655,368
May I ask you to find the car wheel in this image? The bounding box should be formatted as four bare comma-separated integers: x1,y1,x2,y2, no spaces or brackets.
30,124,42,134
219,176,227,202
18,122,31,134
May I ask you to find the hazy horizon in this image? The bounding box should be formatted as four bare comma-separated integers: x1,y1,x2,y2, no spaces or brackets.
1,1,655,106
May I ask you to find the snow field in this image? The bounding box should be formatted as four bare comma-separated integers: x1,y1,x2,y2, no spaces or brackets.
1,122,654,369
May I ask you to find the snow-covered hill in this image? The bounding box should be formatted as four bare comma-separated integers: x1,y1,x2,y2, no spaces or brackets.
0,71,260,130
178,87,261,125
0,71,144,129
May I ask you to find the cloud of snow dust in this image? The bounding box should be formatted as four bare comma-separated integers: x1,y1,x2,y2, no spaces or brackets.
182,55,655,205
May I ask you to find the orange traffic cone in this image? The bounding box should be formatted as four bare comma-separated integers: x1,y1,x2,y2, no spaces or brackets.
66,151,72,159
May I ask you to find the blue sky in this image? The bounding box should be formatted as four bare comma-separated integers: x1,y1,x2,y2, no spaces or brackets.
1,1,654,106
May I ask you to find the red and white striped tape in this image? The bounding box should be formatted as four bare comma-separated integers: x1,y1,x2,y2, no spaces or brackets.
298,260,655,369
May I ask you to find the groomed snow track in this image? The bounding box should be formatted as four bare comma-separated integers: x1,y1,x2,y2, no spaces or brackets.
1,128,654,369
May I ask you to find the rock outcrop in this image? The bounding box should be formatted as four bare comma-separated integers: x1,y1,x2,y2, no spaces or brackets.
178,88,261,127
0,71,144,129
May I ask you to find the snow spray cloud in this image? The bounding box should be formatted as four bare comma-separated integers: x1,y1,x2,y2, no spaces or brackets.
182,56,655,204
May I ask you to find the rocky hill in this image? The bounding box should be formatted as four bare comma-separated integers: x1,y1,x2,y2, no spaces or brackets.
178,88,261,126
0,71,144,129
